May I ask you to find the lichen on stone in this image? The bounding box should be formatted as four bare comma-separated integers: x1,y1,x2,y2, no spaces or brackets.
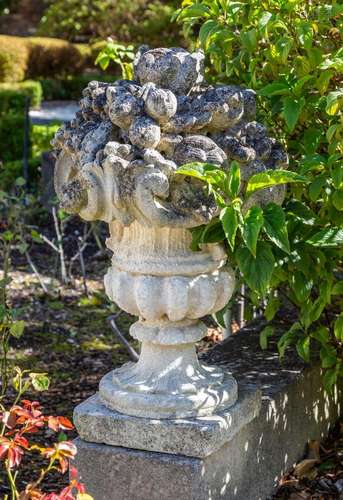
53,46,288,227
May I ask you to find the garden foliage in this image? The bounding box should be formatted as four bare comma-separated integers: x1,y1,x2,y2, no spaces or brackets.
38,0,182,46
39,74,115,101
0,81,42,108
0,184,91,499
0,82,58,186
0,34,29,83
175,0,343,390
0,35,91,83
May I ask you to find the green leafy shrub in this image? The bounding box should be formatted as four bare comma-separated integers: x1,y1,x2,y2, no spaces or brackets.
0,35,28,83
0,113,26,162
0,124,58,189
0,89,26,115
95,41,135,79
39,73,116,101
0,157,40,190
31,123,61,158
0,80,43,108
176,0,343,391
0,35,92,82
38,0,182,46
26,37,88,79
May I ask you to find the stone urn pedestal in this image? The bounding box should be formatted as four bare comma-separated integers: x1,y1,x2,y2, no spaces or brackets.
100,221,238,419
72,222,261,499
52,46,289,499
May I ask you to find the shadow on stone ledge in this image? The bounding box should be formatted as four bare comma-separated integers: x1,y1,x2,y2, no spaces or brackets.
74,319,342,500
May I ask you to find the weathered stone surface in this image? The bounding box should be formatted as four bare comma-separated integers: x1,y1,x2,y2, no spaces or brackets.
73,439,205,500
74,389,260,457
73,326,342,500
52,47,288,227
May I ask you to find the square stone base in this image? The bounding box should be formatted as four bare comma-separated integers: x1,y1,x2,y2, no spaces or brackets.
73,438,209,500
74,390,260,458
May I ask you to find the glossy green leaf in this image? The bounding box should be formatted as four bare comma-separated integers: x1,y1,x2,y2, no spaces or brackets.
201,219,226,244
326,90,343,116
30,373,50,392
334,314,343,341
258,82,290,97
242,206,264,256
282,96,305,132
189,226,205,251
177,4,210,20
240,29,257,52
320,344,337,368
258,11,273,30
259,325,274,350
227,161,241,198
177,162,221,181
296,335,310,362
332,190,343,211
220,206,238,250
315,70,334,95
307,228,343,247
290,272,313,303
263,203,290,254
286,200,318,225
10,320,25,338
292,75,314,97
311,326,330,346
303,128,322,155
245,170,307,198
275,36,293,64
309,174,326,201
295,20,313,49
236,241,275,295
277,322,302,358
199,19,220,47
264,297,281,321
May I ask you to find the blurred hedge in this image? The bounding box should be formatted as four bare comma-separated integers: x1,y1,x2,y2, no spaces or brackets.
39,73,115,101
0,90,26,115
0,157,41,191
0,113,27,162
0,35,92,82
38,0,182,46
0,35,29,82
0,80,42,108
0,123,59,189
26,37,91,78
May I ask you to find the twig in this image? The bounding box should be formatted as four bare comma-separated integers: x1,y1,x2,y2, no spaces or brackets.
37,233,59,253
52,207,67,283
107,314,139,361
70,226,92,263
91,222,104,251
25,251,49,294
78,239,88,297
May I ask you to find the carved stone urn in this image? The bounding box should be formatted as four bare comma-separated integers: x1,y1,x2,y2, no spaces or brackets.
53,47,287,420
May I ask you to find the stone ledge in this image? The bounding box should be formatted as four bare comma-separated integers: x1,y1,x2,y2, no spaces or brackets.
74,363,342,500
74,322,342,499
74,389,261,459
